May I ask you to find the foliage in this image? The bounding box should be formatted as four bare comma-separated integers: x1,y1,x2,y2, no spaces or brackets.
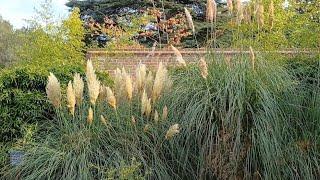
0,16,20,66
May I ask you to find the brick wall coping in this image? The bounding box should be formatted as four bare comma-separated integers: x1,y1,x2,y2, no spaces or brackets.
87,48,319,56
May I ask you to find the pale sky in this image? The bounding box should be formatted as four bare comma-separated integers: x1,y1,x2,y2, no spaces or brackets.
0,0,69,28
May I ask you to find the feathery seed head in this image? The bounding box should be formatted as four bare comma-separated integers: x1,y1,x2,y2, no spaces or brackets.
125,74,133,101
106,87,117,109
100,115,108,126
257,3,264,27
145,71,154,96
249,46,255,70
162,105,168,121
46,73,61,108
135,64,147,93
154,110,159,122
146,98,152,117
206,0,217,22
86,60,100,105
184,8,195,34
66,81,76,116
87,107,93,125
73,73,84,105
152,62,168,102
165,124,180,140
131,116,136,124
171,45,186,67
141,90,148,115
199,58,208,79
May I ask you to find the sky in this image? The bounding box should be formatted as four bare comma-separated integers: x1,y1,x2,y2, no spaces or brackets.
0,0,69,28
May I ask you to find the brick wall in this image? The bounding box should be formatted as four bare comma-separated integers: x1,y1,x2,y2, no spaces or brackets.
86,48,316,76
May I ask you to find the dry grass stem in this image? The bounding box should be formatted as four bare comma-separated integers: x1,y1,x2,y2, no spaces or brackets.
73,73,84,105
46,73,61,108
66,81,76,116
87,107,93,125
199,58,208,79
86,60,100,105
171,45,186,67
236,0,243,25
184,7,195,34
165,124,180,140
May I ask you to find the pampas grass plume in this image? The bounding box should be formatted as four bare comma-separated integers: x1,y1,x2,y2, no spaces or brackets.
106,87,117,109
100,115,108,126
171,45,186,67
46,72,61,108
206,0,214,22
162,105,168,121
165,124,180,140
66,81,76,116
73,73,84,105
146,71,154,96
86,60,100,105
249,46,255,70
184,7,195,34
199,58,208,79
141,90,148,115
154,110,159,122
257,3,264,27
152,62,168,102
135,64,147,93
146,98,152,117
87,107,93,125
125,74,133,101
